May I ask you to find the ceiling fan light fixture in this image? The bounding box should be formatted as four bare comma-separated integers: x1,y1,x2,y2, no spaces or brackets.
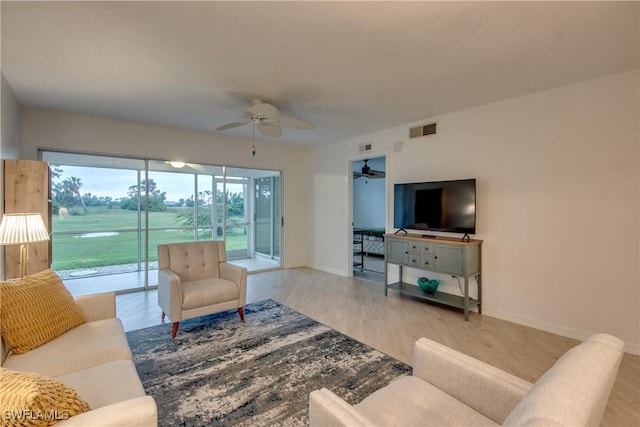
361,159,371,174
216,100,314,137
354,159,386,179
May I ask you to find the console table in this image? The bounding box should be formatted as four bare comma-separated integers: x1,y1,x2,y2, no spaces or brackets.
384,234,482,320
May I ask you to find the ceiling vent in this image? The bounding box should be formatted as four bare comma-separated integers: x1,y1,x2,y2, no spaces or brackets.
409,122,437,139
359,143,372,152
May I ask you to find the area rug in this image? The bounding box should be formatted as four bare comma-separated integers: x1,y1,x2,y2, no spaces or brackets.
127,299,411,426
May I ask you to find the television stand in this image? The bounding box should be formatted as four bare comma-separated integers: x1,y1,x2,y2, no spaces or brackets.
384,234,482,320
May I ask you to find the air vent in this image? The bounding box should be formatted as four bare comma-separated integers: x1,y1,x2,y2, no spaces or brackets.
359,143,372,152
409,122,437,139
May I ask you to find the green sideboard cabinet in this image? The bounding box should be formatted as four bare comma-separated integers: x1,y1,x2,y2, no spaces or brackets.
384,234,482,320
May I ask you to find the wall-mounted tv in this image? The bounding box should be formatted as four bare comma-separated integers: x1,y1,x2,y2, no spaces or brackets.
393,179,476,234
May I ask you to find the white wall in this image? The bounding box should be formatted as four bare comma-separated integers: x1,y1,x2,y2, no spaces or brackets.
1,74,22,159
0,73,23,279
311,70,640,353
20,108,311,269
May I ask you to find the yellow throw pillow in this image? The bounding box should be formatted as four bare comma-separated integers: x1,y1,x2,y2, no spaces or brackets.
0,269,86,354
0,367,90,426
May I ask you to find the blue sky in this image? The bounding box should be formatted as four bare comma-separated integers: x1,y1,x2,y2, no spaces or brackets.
54,166,242,202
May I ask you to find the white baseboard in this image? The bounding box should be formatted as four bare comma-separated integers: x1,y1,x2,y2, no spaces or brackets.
311,264,348,277
483,307,640,355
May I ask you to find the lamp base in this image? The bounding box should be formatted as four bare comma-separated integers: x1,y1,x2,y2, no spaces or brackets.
19,243,27,278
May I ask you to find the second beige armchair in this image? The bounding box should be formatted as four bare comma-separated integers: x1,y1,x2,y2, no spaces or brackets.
157,240,247,338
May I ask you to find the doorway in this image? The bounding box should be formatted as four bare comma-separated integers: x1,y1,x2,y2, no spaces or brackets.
351,156,386,282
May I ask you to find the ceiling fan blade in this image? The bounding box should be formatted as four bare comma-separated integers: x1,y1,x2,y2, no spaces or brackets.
216,120,249,131
246,102,278,118
369,170,386,178
278,116,315,129
258,124,283,138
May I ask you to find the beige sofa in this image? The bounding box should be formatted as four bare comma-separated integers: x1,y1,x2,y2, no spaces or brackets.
1,292,157,426
309,334,624,426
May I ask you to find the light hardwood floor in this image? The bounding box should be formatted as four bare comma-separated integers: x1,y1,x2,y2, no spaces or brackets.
116,267,640,426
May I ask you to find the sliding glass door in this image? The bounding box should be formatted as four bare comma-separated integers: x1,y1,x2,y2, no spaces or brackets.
42,153,146,293
41,150,282,292
225,167,281,267
255,175,281,260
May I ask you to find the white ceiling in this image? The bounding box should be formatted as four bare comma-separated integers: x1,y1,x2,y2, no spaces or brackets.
2,1,638,147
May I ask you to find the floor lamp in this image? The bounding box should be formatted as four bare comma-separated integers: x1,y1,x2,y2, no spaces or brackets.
0,213,50,278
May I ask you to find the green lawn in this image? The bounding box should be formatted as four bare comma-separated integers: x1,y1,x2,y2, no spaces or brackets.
51,207,248,270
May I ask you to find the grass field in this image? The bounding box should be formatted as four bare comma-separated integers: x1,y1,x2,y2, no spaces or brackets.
51,207,248,270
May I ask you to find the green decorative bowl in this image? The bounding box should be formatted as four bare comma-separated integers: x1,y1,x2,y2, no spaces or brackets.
417,277,440,294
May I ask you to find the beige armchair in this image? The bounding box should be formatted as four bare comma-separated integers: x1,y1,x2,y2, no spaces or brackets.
309,334,623,426
157,241,247,338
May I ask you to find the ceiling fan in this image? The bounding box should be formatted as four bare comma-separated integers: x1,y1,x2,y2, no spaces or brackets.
216,100,315,138
354,159,386,179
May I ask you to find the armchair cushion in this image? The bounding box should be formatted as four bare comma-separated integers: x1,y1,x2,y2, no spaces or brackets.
181,278,240,310
165,241,224,281
355,376,497,427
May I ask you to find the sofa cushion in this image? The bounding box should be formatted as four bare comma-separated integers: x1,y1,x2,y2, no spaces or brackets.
0,367,90,426
181,277,239,310
0,270,86,355
55,360,146,410
2,318,132,377
503,334,624,427
355,376,498,426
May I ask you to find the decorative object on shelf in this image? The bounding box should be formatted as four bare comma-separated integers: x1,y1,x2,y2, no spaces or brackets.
417,276,440,294
0,213,50,278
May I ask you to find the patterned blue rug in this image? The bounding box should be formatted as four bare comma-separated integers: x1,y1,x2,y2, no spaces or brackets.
127,299,411,426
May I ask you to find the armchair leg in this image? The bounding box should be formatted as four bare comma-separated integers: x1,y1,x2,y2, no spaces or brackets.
238,307,245,322
172,322,180,338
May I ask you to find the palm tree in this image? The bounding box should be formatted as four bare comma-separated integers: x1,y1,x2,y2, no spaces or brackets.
64,177,88,213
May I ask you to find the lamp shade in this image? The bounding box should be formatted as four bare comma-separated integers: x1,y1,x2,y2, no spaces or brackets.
0,213,50,245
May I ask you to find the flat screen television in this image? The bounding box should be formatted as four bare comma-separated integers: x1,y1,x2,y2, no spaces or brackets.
393,179,476,234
